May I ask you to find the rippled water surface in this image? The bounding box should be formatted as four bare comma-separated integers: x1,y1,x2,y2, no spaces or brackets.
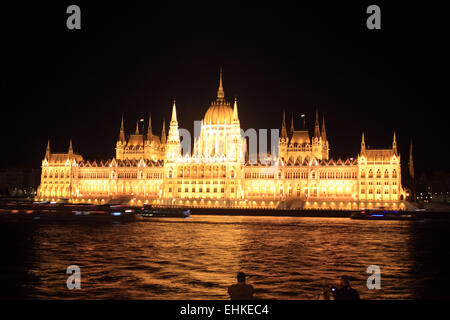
1,216,450,299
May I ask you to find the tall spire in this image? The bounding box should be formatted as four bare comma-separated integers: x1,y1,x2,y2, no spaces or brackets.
314,109,320,137
45,140,51,158
147,114,152,141
161,118,166,144
321,115,327,141
119,115,125,141
281,110,288,139
217,68,225,100
135,120,139,134
68,139,73,154
290,114,294,134
233,97,239,121
361,132,366,153
409,139,414,180
392,131,397,154
170,99,178,124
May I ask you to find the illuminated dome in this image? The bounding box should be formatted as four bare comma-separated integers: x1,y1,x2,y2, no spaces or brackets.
203,68,236,125
204,103,233,124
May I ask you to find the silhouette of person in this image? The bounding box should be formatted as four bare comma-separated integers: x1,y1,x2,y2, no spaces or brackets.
227,272,255,300
333,276,360,300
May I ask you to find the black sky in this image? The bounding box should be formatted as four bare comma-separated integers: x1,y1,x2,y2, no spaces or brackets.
2,1,449,173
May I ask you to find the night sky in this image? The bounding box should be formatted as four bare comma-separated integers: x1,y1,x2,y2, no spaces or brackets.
2,1,449,173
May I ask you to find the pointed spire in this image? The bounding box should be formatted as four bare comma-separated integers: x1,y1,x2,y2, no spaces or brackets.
135,120,140,134
321,115,327,141
281,110,288,138
314,109,320,137
409,139,414,180
217,68,225,100
233,97,239,121
119,115,125,141
68,140,73,154
170,99,178,124
147,114,152,141
392,131,397,153
361,132,366,153
45,140,51,158
290,114,294,134
161,118,166,144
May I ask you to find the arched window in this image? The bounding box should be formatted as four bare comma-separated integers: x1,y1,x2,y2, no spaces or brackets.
384,170,389,179
392,169,397,179
376,170,381,179
369,170,373,179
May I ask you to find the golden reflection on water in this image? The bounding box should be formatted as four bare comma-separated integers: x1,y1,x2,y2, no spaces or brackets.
14,216,446,299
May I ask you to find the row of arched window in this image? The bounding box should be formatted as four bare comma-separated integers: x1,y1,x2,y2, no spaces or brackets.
361,169,397,179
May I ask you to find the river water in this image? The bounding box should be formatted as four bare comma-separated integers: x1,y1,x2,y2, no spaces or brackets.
1,216,449,299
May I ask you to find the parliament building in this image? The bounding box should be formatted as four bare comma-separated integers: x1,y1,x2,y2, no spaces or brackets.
37,71,406,210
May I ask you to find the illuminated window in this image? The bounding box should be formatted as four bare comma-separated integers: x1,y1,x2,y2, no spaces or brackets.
384,170,389,178
369,170,373,178
392,170,397,178
376,170,381,179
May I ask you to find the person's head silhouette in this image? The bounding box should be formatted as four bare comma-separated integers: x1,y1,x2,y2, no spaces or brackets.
237,272,246,283
341,275,351,287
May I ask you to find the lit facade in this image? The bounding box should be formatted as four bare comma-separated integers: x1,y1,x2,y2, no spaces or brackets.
37,72,406,210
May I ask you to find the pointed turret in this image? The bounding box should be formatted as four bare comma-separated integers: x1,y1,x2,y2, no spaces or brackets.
135,120,139,134
217,68,225,100
409,139,414,181
147,114,152,141
68,139,73,155
45,140,51,158
392,131,397,154
233,97,239,122
170,99,178,125
314,109,320,138
119,115,125,142
361,132,366,153
321,115,327,141
281,110,288,139
161,118,166,144
290,114,294,135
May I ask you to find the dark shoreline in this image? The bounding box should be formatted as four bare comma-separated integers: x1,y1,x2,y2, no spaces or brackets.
189,207,450,219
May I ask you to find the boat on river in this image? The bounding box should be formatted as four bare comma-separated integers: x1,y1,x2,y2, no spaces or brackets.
137,205,190,218
350,209,423,221
0,201,141,223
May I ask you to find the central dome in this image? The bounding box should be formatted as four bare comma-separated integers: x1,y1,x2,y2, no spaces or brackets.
203,68,237,125
204,102,233,124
